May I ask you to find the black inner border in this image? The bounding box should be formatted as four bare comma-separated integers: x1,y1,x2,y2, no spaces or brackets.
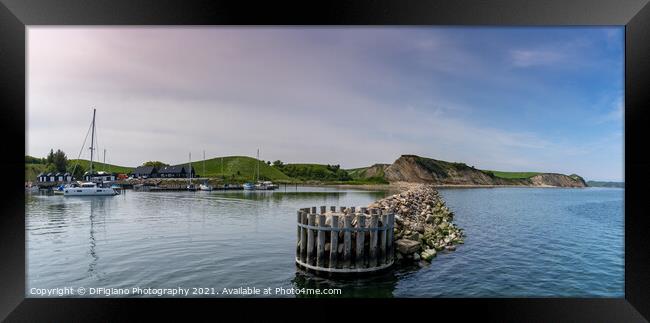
1,0,649,321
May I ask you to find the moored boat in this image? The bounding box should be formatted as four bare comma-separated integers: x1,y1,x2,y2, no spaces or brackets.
64,108,118,197
64,182,118,196
255,181,278,190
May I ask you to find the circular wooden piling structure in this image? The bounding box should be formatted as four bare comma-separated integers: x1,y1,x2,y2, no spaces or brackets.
295,206,395,275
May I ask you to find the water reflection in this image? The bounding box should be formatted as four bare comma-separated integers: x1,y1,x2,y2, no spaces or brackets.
292,269,398,298
87,198,108,278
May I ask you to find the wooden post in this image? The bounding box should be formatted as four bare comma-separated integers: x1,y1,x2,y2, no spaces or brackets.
380,211,388,264
369,213,379,267
300,211,307,263
320,206,326,214
343,214,352,268
307,213,316,265
296,210,301,257
317,214,326,267
360,207,367,215
311,206,317,214
340,206,347,213
387,213,394,262
330,206,336,212
355,214,366,268
329,215,339,268
350,206,356,213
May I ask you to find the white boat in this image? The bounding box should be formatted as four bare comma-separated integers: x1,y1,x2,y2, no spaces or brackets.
199,151,213,191
255,181,278,190
64,182,118,196
65,108,118,197
243,182,255,190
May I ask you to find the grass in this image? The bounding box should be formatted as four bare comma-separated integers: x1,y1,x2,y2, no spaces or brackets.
69,159,134,174
276,163,352,182
482,170,541,179
346,164,389,184
25,164,47,181
181,156,293,182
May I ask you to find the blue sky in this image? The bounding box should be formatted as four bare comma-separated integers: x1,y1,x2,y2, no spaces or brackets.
28,27,624,181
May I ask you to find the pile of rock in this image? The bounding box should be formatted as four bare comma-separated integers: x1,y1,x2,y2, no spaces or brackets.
368,184,464,264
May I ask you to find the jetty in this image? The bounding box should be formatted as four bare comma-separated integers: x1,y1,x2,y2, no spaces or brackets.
295,206,395,275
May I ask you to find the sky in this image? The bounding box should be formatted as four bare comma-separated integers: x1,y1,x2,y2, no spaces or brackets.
27,27,624,181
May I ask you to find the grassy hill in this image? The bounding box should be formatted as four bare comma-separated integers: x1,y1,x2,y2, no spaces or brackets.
25,163,47,181
347,164,390,184
587,180,624,188
482,170,541,179
181,156,293,182
266,163,350,182
69,159,134,174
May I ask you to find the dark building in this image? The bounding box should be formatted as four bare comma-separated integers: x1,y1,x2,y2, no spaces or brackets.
159,165,195,178
131,166,159,178
83,171,116,182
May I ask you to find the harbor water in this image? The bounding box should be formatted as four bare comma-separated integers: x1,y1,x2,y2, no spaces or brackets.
26,186,624,297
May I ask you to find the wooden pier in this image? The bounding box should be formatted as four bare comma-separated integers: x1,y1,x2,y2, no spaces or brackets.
295,206,395,275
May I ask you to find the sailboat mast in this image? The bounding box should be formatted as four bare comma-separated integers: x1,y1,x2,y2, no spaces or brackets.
203,150,206,178
256,148,259,182
89,108,96,175
103,149,106,171
188,152,192,185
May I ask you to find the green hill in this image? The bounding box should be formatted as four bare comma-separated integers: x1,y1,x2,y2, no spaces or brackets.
25,163,47,181
69,159,134,174
275,163,352,182
347,164,390,184
586,180,624,188
482,170,541,179
181,156,293,182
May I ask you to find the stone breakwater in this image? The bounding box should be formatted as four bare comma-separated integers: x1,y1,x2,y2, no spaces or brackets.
368,184,464,263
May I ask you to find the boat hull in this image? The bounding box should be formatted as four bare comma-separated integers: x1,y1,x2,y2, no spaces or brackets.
64,187,118,196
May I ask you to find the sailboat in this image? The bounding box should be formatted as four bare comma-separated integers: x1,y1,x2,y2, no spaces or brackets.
187,152,196,191
199,150,213,191
243,149,259,190
254,148,278,190
64,109,118,196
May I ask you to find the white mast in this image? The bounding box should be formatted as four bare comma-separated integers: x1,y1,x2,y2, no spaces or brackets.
188,152,192,186
89,108,96,177
203,150,206,179
256,148,260,182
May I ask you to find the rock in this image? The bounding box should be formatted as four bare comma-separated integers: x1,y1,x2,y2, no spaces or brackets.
406,231,422,242
445,245,456,251
425,214,435,223
396,239,421,254
421,249,437,262
413,252,420,261
415,224,425,234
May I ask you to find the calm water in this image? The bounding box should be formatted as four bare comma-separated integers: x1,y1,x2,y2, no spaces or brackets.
26,186,624,297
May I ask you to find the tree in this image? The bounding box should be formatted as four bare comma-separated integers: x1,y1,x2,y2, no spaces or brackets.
272,160,284,168
46,149,55,164
142,161,169,169
326,164,340,172
266,161,271,166
68,164,85,180
53,149,67,172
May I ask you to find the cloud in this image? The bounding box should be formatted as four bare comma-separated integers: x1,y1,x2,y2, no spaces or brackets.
510,49,565,67
26,27,624,181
